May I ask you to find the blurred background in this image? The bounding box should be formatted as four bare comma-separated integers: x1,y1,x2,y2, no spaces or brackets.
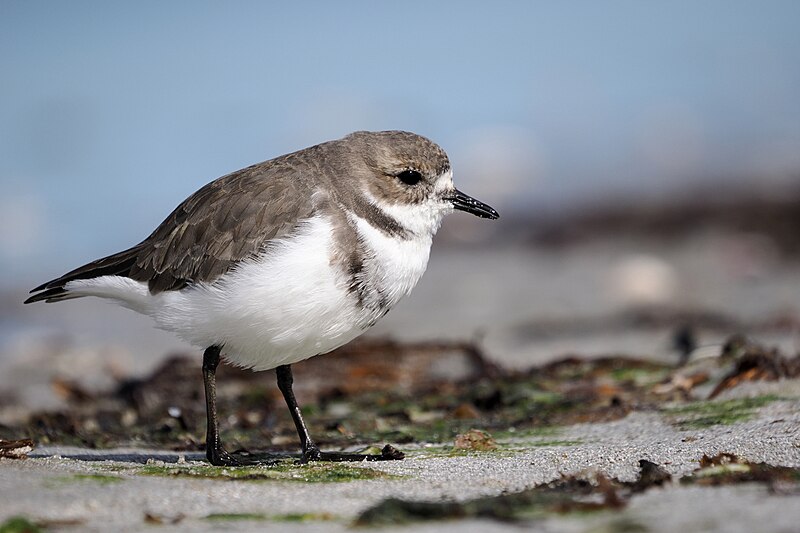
1,1,799,410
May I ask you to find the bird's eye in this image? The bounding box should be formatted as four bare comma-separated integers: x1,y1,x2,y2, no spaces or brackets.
396,169,423,186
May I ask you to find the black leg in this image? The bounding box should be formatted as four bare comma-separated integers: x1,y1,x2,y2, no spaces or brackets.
275,364,404,463
275,364,321,460
202,345,248,466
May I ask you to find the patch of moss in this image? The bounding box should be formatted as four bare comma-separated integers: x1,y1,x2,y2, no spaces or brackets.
138,461,396,483
591,518,650,533
406,441,542,459
0,517,42,533
449,447,520,458
204,512,336,522
46,473,125,487
609,366,670,386
204,513,267,521
273,512,337,522
374,419,460,444
665,395,781,429
238,386,271,408
533,390,567,403
97,464,128,472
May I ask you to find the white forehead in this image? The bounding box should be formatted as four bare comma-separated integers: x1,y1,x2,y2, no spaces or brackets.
433,168,455,195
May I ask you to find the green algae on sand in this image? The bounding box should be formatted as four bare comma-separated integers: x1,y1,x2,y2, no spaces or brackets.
138,461,397,483
664,395,782,429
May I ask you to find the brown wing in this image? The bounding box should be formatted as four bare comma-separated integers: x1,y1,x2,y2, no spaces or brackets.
129,163,314,292
25,160,316,302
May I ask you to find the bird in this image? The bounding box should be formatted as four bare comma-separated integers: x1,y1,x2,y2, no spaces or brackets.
24,130,499,465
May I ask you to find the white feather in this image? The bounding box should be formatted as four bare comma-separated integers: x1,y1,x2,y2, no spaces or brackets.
63,202,446,371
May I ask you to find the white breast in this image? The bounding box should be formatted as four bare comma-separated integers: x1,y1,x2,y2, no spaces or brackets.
66,216,369,370
347,210,433,316
63,207,439,371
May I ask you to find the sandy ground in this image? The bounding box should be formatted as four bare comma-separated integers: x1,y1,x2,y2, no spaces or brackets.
2,389,799,532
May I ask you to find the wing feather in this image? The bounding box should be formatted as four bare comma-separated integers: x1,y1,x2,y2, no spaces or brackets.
26,159,317,299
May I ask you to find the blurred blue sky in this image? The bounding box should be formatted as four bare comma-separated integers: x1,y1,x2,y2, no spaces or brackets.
2,1,800,283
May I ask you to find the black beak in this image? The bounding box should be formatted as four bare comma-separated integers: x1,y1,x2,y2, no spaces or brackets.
447,189,499,220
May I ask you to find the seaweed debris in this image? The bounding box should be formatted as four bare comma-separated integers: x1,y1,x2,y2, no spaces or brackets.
710,339,800,398
0,438,34,459
356,454,800,526
1,334,794,454
356,459,665,526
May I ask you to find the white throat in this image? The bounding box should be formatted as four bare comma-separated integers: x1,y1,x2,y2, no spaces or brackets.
346,206,435,319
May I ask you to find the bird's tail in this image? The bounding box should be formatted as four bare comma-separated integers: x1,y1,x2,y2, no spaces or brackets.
24,245,143,304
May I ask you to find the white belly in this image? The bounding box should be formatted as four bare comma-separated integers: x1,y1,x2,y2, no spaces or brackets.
64,214,433,371
152,215,372,369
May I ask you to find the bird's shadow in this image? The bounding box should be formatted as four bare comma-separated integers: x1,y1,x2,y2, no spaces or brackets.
29,449,293,465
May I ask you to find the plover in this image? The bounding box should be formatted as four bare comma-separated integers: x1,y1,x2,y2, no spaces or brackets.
25,130,499,465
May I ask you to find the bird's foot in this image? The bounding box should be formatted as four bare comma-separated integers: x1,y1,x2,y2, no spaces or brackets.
207,446,244,466
206,446,278,467
299,444,404,464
